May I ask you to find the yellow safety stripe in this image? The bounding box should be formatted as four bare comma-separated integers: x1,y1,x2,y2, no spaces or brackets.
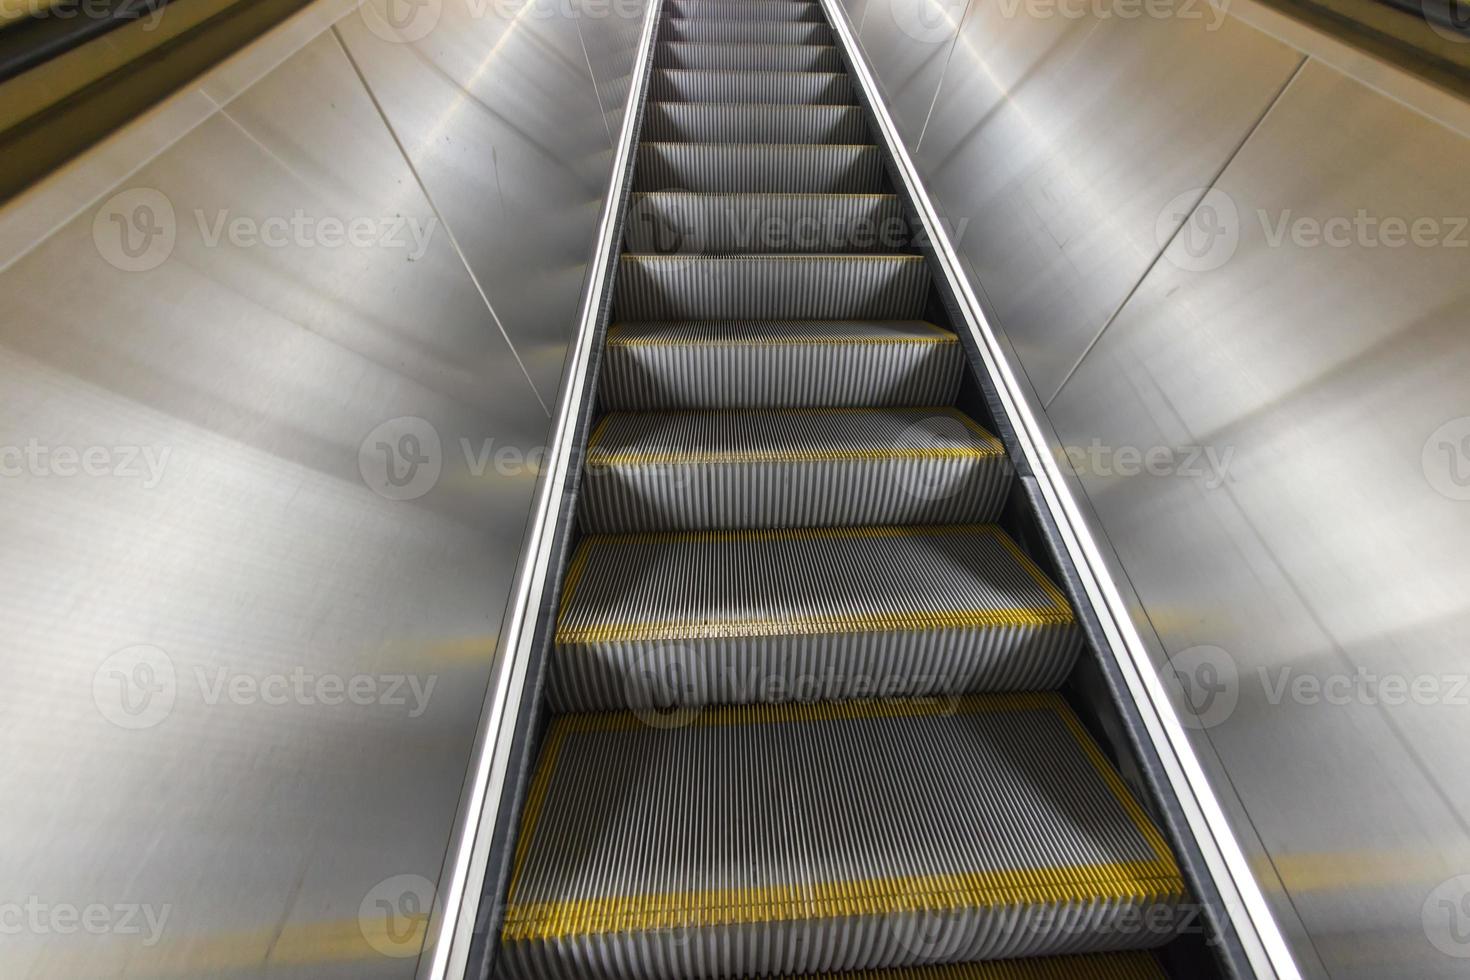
504,693,1184,938
555,525,1074,643
607,329,957,347
799,955,1165,980
502,868,1184,941
558,606,1070,643
622,251,924,261
555,690,1063,733
584,407,1004,465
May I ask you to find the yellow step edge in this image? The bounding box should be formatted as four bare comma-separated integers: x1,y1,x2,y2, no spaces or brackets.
555,525,1075,644
629,191,900,199
588,446,1001,465
796,953,1166,980
503,693,1184,942
606,321,956,346
621,252,923,261
584,408,1005,466
502,870,1186,941
641,143,878,150
556,606,1072,644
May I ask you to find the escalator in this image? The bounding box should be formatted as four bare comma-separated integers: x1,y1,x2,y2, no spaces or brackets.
486,1,1206,976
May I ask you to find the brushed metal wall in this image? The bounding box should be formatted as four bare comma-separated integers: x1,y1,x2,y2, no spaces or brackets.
840,0,1470,976
0,0,646,975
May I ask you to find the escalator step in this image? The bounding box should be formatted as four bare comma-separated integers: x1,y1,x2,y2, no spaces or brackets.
798,955,1166,979
548,524,1081,711
665,0,824,21
500,693,1187,977
642,102,868,143
662,17,833,43
635,142,884,192
601,320,963,410
654,41,844,72
580,407,1010,532
616,254,928,319
650,68,854,104
626,192,905,253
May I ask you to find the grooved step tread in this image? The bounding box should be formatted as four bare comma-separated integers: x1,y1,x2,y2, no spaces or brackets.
502,693,1186,964
606,319,955,346
666,0,824,20
577,409,1012,531
662,18,834,44
617,252,929,320
626,190,908,253
556,524,1073,644
586,407,1003,466
655,41,844,72
651,68,855,105
635,142,885,193
642,102,868,145
801,956,1166,980
599,320,964,411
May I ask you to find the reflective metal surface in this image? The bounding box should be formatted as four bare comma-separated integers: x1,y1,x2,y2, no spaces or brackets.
337,0,614,406
842,0,1470,974
0,0,641,974
914,2,1303,405
856,0,970,148
1050,60,1470,979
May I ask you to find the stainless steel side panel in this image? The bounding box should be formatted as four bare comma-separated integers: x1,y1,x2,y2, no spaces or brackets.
854,0,971,149
1049,60,1470,980
337,0,615,406
915,4,1303,404
844,0,1470,973
0,0,637,974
